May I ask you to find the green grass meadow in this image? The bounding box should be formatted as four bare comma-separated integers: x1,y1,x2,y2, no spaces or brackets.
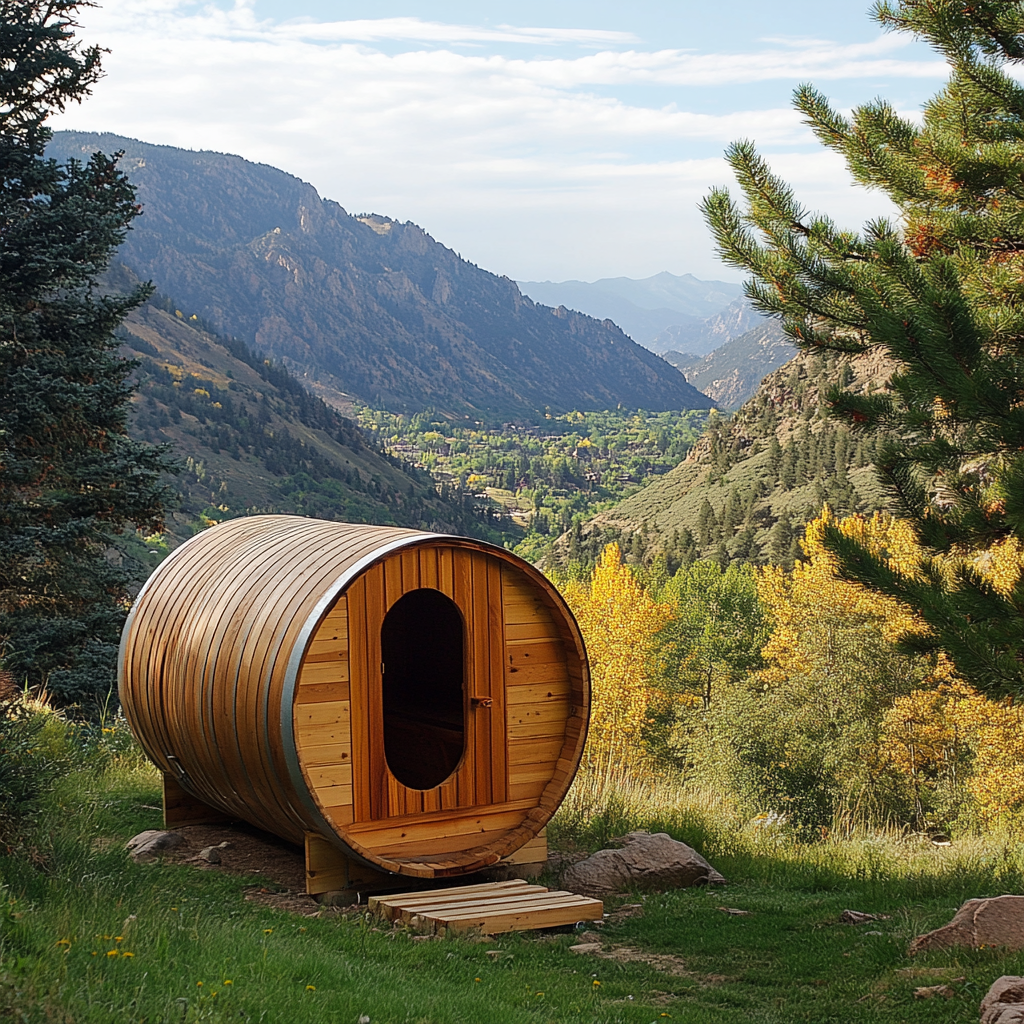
3,742,1024,1023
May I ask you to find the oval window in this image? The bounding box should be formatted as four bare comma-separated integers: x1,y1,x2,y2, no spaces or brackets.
381,589,465,790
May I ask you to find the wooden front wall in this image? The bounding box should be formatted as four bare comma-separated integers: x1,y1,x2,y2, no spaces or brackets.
292,545,575,866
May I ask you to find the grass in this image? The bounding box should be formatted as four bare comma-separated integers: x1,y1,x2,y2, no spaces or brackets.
3,736,1024,1022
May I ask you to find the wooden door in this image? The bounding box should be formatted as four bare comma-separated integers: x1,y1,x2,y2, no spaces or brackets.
346,545,507,821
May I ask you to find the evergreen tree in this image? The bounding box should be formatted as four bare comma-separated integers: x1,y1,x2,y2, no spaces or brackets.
702,0,1024,695
0,1,171,705
696,497,719,549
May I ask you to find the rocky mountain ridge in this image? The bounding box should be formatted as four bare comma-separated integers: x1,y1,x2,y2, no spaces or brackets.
49,132,712,421
665,319,796,409
517,272,743,347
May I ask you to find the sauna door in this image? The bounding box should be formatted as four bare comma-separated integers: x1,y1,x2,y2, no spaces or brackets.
346,547,507,820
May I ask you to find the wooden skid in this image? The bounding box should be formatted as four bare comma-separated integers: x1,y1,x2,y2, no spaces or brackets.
368,879,602,935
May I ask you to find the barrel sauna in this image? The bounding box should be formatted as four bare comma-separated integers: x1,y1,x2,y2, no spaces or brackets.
118,515,590,892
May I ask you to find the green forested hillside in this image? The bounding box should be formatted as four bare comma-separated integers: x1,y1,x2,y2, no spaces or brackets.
48,132,711,420
119,295,490,557
556,348,894,569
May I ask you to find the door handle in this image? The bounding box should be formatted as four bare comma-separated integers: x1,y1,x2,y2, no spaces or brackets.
470,696,493,709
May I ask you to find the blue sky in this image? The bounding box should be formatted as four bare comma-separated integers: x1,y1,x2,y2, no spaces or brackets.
54,1,947,282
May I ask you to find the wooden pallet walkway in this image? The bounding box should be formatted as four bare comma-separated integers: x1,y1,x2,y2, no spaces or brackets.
368,879,603,935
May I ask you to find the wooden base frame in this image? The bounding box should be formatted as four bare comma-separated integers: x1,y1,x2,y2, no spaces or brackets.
163,773,231,828
304,829,549,896
305,833,394,896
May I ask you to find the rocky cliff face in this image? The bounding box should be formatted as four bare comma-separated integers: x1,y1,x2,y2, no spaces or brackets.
666,319,796,409
50,132,713,420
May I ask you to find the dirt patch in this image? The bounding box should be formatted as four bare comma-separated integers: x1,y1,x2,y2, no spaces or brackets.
243,886,339,916
606,901,644,923
576,943,730,986
154,822,308,891
596,945,692,978
646,990,679,1006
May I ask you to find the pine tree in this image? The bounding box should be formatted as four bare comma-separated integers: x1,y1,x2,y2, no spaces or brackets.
696,498,719,550
702,0,1024,695
0,1,171,705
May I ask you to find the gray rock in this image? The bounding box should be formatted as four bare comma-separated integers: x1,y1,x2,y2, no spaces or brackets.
562,831,725,895
981,976,1024,1024
198,846,221,864
126,830,183,863
911,895,1024,955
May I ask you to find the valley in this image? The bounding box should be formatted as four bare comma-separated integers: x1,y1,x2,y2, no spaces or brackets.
354,405,710,563
46,133,868,571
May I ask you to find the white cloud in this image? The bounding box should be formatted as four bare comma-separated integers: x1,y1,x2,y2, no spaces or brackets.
51,1,925,279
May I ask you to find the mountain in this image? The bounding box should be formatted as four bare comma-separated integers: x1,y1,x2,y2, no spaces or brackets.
648,298,762,357
48,132,712,420
554,348,895,569
665,319,796,409
516,273,743,346
117,286,489,552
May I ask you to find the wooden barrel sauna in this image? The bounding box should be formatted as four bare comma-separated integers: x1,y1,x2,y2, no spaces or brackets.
118,515,590,887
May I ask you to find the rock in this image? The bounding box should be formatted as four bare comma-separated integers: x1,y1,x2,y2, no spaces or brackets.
562,832,725,895
315,890,355,907
841,910,891,924
198,846,221,864
910,896,1024,955
913,984,954,1000
981,976,1024,1024
125,830,183,863
569,942,602,954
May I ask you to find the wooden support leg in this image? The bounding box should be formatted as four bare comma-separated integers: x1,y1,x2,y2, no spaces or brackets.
495,829,548,879
305,833,394,897
162,773,230,828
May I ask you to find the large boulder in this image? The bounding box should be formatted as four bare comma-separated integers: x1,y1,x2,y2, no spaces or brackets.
910,896,1024,955
562,831,725,895
126,830,184,863
981,976,1024,1024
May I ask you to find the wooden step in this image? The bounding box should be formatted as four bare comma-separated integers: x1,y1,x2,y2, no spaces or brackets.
368,879,603,935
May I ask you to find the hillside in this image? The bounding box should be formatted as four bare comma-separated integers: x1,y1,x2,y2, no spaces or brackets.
516,272,742,346
49,132,712,420
555,349,894,569
665,319,796,409
118,292,488,553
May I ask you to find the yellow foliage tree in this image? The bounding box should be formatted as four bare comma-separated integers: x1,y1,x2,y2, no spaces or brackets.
881,682,1024,832
765,508,1024,832
562,543,672,781
749,509,948,830
759,508,926,683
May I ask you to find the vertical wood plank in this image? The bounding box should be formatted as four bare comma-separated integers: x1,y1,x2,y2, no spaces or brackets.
469,552,493,805
347,576,372,822
439,547,454,599
363,564,388,820
400,547,420,594
419,546,438,591
487,555,508,803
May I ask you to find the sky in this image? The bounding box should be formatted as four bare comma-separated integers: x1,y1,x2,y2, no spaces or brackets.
52,1,949,284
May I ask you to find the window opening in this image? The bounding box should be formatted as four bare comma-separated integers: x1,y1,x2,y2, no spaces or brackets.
381,588,465,790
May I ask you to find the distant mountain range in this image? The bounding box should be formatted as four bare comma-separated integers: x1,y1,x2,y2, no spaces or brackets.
649,298,762,356
517,273,744,347
49,132,712,420
664,319,796,410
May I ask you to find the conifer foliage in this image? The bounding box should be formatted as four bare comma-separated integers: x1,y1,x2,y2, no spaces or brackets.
0,2,169,704
702,1,1024,695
